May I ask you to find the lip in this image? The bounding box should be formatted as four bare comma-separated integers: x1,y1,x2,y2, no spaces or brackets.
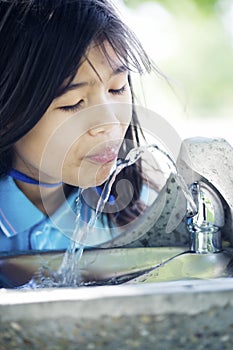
86,145,119,165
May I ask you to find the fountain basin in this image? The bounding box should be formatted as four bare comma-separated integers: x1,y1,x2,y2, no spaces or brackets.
0,247,232,288
0,247,184,288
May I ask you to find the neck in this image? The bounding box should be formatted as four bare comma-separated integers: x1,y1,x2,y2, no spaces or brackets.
14,179,69,215
9,161,69,214
8,168,63,187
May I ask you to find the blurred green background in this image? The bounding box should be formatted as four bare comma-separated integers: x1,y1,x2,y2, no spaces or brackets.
121,0,233,143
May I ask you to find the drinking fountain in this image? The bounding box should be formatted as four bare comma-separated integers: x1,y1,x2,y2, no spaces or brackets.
116,137,233,284
1,137,233,349
1,137,233,286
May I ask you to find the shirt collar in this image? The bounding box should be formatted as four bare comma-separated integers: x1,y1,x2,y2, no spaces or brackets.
0,176,45,237
0,177,112,244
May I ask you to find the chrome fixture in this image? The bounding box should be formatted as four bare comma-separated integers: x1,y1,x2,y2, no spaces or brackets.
187,181,223,254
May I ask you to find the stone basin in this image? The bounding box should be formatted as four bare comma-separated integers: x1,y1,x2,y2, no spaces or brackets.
1,248,233,349
1,279,233,349
0,247,232,288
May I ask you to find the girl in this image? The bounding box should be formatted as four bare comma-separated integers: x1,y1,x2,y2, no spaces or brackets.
0,0,153,253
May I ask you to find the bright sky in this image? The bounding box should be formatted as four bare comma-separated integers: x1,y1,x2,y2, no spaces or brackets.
117,0,233,146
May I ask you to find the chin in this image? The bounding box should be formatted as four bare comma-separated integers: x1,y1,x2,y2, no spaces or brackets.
66,175,106,189
95,164,114,186
82,175,109,189
64,163,114,189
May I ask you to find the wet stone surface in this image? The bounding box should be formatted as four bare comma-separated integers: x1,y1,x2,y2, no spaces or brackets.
1,306,233,350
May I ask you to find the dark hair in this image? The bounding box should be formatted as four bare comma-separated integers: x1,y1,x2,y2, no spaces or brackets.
0,0,152,225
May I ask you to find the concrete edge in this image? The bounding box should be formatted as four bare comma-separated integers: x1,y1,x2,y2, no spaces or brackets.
1,278,233,322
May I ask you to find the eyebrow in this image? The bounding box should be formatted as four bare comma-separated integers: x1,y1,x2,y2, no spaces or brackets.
63,65,128,93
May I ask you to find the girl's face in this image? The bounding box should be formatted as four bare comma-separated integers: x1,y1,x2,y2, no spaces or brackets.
13,43,132,188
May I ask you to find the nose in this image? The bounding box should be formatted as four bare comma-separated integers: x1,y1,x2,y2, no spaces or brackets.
88,124,114,136
87,104,121,137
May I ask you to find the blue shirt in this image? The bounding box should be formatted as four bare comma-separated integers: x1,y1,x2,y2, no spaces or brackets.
0,176,117,254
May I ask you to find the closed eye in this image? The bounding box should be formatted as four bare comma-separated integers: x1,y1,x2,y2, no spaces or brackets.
59,100,84,112
109,84,127,95
59,84,128,112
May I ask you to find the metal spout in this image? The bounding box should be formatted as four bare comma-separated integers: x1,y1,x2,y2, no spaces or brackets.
187,182,223,254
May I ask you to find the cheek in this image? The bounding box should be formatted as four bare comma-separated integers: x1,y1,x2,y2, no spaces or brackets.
116,101,132,130
14,115,59,163
14,133,45,166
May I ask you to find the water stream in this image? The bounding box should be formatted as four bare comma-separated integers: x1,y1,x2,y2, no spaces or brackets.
57,188,84,286
55,159,128,287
